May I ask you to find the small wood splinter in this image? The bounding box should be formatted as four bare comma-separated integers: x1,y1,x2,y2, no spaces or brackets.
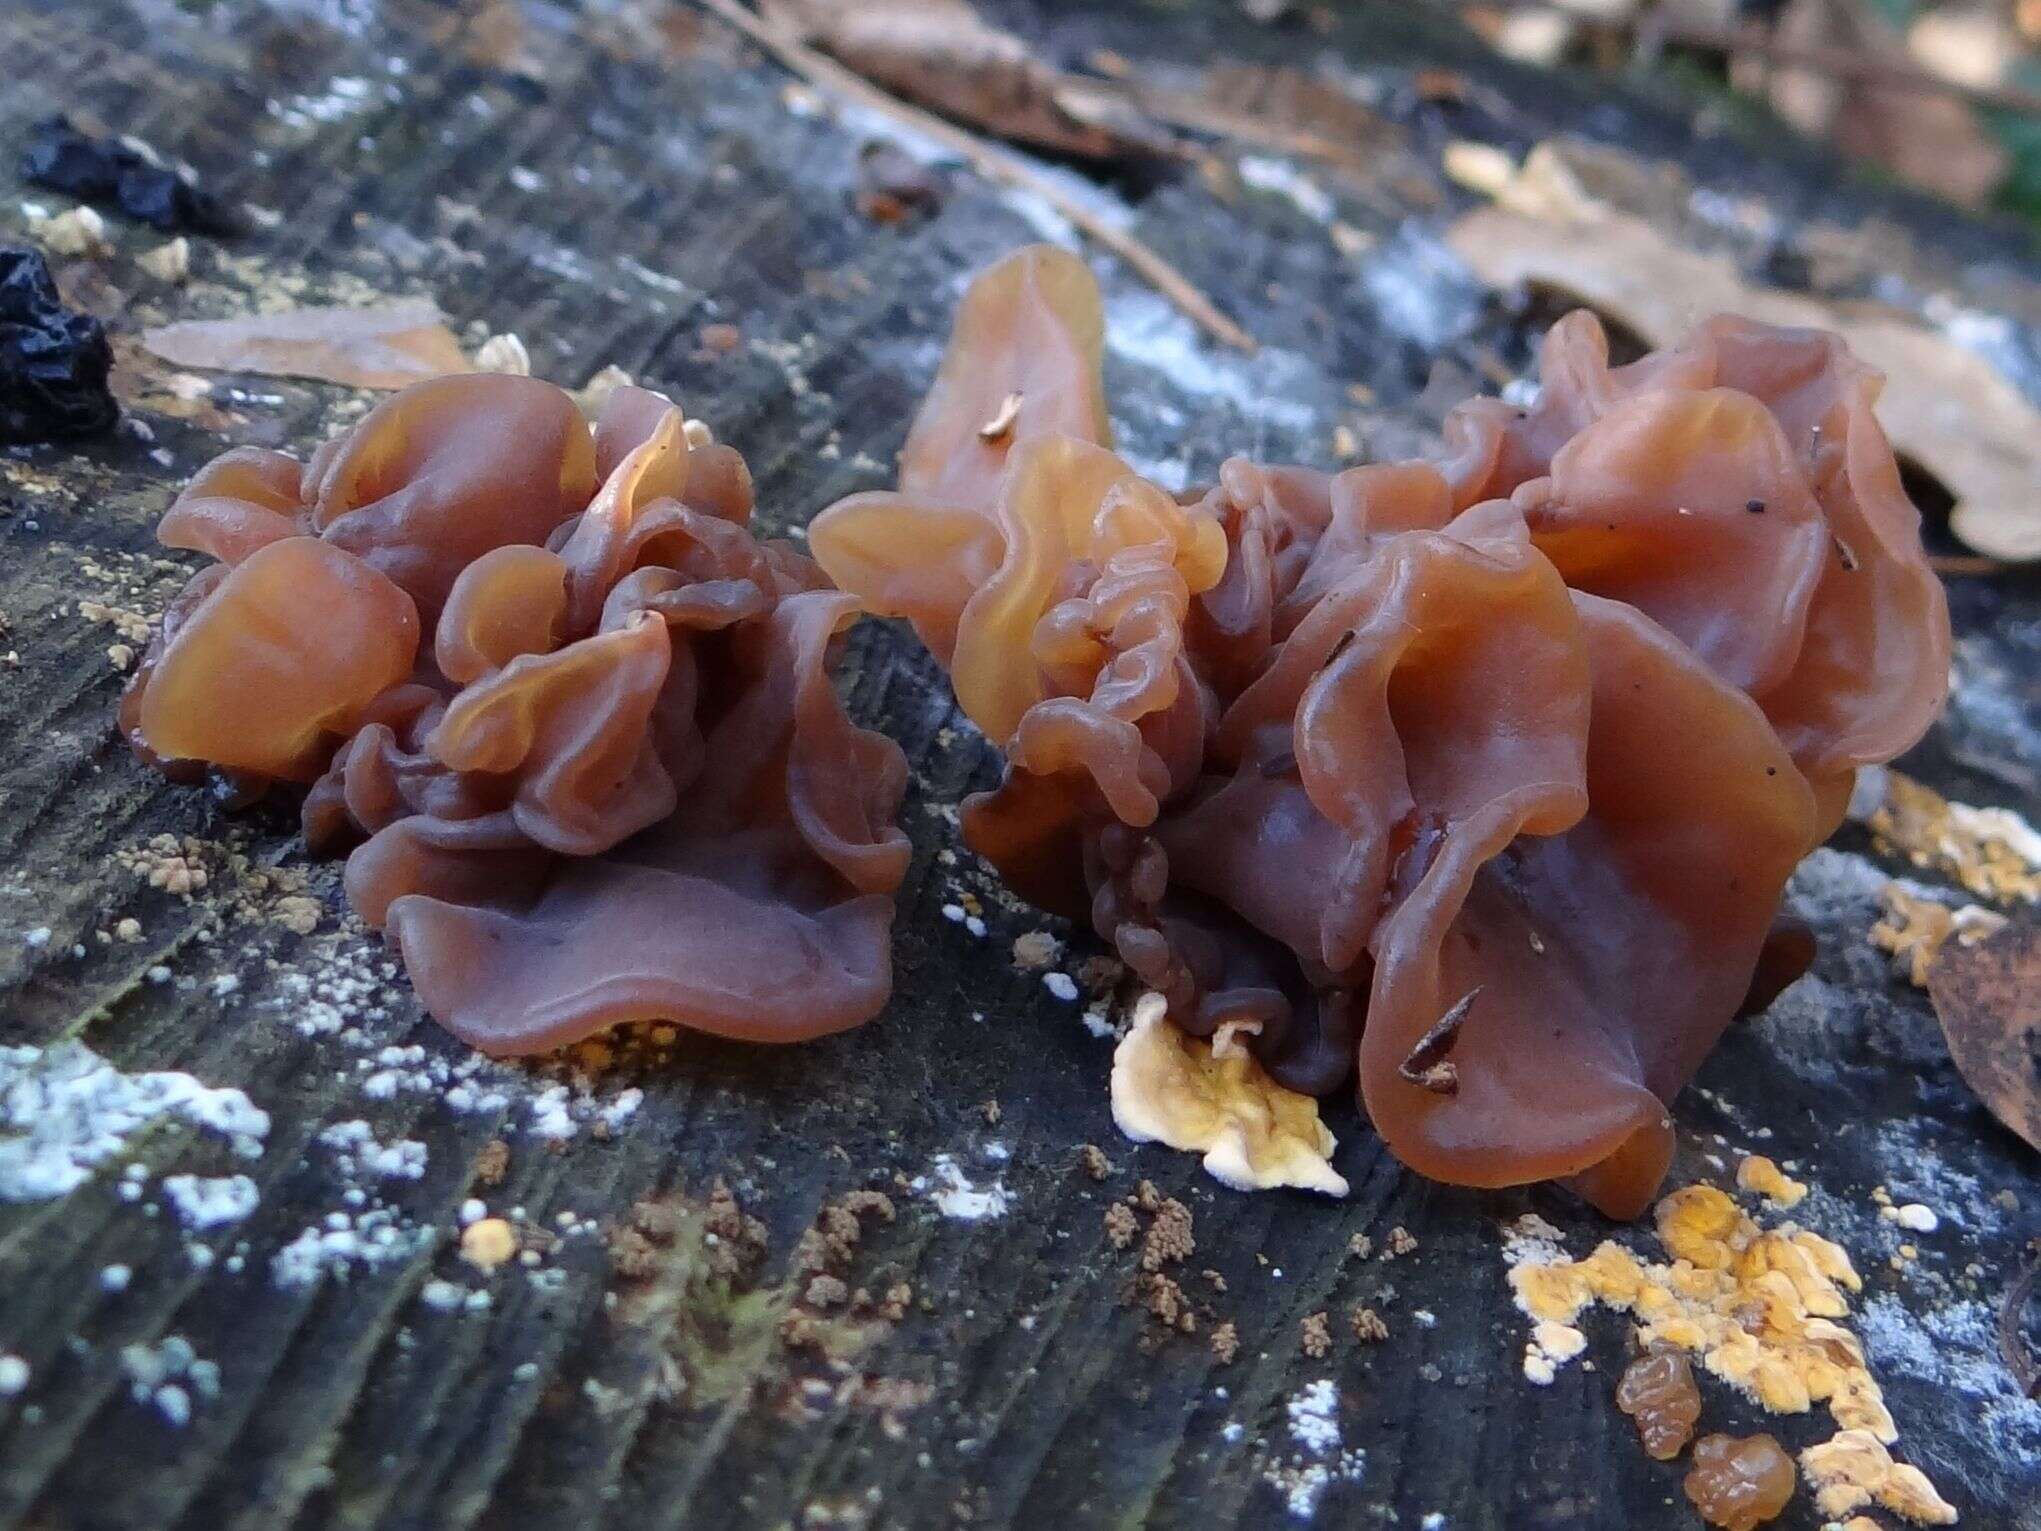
2000,1254,2041,1400
1398,986,1482,1095
978,391,1023,441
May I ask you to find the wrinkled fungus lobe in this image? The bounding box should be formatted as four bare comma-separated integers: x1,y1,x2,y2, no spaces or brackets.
125,374,910,1055
811,245,1948,1217
1684,1433,1797,1531
1617,1347,1703,1460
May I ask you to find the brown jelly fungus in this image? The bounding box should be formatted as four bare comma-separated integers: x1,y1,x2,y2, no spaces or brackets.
811,245,1948,1216
125,375,910,1055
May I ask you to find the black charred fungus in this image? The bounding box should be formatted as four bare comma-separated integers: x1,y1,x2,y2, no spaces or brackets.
22,116,245,237
0,246,118,444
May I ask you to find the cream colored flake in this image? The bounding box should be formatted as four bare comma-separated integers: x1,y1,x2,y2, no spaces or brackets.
976,391,1023,441
459,1217,518,1270
138,237,191,284
1883,1203,1939,1233
1442,141,1517,197
1531,1320,1585,1362
1109,994,1347,1197
473,332,531,375
572,363,635,419
32,205,109,258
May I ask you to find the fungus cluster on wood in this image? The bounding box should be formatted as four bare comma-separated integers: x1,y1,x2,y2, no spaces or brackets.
123,374,910,1056
123,245,1948,1215
811,245,1949,1217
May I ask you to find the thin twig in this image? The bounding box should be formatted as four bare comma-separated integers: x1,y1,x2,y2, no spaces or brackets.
1929,554,2022,577
1999,1252,2040,1399
1459,0,2041,117
690,0,1258,354
1644,18,2041,118
1123,91,1372,173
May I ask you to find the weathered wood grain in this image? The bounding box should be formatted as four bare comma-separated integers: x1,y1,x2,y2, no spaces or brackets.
0,3,2036,1529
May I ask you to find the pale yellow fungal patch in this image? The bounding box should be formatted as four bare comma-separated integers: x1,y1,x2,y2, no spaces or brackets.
1497,1176,1949,1517
1867,770,2041,905
460,1217,518,1270
1736,1154,1808,1209
1802,1429,1959,1525
1869,883,2008,988
1109,994,1348,1197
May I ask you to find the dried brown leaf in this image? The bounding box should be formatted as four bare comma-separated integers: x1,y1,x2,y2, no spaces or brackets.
142,302,473,390
761,0,1169,161
1200,63,1401,160
1445,199,2041,560
1908,8,2019,91
1745,0,2007,207
1926,917,2041,1154
2001,1255,2039,1399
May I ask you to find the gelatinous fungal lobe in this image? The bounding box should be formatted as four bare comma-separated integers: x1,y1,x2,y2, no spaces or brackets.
1684,1433,1797,1531
1360,593,1816,1219
896,243,1110,513
156,375,600,618
1617,1348,1703,1461
810,245,1114,680
819,250,1576,1106
1131,493,1595,1098
126,376,910,1056
816,252,1361,1093
1449,310,1950,808
814,245,1946,1217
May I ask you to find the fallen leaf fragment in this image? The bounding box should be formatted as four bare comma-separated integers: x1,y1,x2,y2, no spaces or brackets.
1196,63,1407,171
1925,917,2041,1153
142,301,473,389
1109,993,1348,1196
1445,187,2041,561
1755,0,2007,209
701,0,1253,353
760,0,1169,162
